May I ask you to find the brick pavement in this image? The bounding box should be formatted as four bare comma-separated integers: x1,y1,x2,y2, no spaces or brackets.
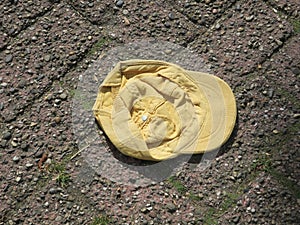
0,0,299,224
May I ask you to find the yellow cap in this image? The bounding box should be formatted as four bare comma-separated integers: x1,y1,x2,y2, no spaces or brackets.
93,60,236,161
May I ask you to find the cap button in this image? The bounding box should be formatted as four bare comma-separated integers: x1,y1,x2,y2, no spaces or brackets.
141,115,148,122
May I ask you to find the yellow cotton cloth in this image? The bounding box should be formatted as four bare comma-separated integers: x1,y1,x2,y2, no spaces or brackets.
93,60,236,161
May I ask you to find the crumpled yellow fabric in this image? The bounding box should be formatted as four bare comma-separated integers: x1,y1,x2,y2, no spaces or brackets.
93,60,236,161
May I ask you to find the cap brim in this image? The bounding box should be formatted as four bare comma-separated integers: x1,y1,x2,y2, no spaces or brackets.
182,70,237,153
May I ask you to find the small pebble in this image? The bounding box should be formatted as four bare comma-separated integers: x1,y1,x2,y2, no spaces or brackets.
44,54,51,62
245,15,254,21
5,54,13,63
20,143,29,151
11,140,18,147
54,116,61,123
2,131,12,140
124,17,130,26
49,188,59,194
291,67,300,75
275,39,283,46
1,82,8,87
293,113,300,119
13,156,20,162
268,89,274,98
164,22,171,28
233,215,240,223
168,12,175,20
141,207,148,213
59,92,67,100
164,49,172,55
25,163,33,169
166,203,176,213
116,0,124,7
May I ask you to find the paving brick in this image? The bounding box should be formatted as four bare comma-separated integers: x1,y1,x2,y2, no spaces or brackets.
189,0,293,76
0,100,67,222
122,1,199,45
222,174,300,224
167,0,236,28
1,84,74,156
67,0,114,25
268,0,300,17
0,3,102,122
0,74,87,225
258,35,300,131
262,34,300,98
69,0,200,45
0,0,52,36
1,1,299,224
228,35,300,194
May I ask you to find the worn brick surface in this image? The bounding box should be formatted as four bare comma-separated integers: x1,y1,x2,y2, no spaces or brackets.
168,0,236,28
0,3,102,123
189,0,293,76
67,0,114,25
268,0,300,17
69,0,200,45
0,83,92,224
259,34,300,183
0,0,52,36
0,0,299,224
222,173,300,224
262,34,300,101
